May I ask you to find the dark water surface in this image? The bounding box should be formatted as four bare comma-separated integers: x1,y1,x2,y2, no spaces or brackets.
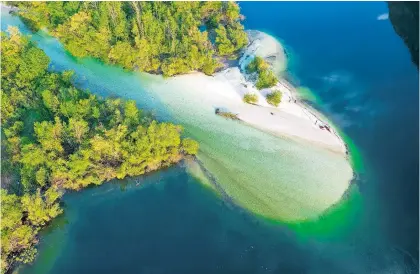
21,166,361,274
241,0,419,268
2,2,418,273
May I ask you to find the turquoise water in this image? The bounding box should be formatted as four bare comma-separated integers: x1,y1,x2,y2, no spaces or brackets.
2,2,418,273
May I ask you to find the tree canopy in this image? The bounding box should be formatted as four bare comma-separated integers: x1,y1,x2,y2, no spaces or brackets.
246,56,278,90
13,1,248,76
266,90,282,107
1,28,198,273
243,93,258,104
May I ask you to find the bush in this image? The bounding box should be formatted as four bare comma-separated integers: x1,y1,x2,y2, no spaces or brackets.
256,69,278,90
266,91,282,107
243,93,258,104
182,138,199,155
246,56,278,90
246,56,268,73
202,59,222,76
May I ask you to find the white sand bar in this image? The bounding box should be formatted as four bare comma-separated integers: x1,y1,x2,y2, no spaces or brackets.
213,68,346,154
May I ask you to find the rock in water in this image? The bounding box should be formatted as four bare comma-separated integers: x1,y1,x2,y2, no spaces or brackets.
387,1,419,69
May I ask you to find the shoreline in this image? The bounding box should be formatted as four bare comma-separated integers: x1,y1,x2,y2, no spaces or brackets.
172,68,348,156
218,30,348,155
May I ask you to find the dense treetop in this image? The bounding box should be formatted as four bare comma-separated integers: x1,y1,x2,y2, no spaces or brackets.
246,56,278,90
12,1,248,76
1,28,198,273
243,93,258,104
266,90,282,107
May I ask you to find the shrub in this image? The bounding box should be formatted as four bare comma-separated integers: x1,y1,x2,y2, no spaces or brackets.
246,56,268,73
243,93,258,104
182,138,199,155
246,56,278,90
202,59,223,76
266,90,282,107
256,69,278,90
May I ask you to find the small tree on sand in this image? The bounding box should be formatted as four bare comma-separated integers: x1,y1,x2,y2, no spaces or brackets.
266,90,282,107
243,93,258,104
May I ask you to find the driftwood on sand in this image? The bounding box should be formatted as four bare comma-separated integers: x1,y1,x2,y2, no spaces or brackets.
215,108,241,120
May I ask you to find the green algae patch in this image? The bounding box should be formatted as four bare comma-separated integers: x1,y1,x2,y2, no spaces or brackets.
243,184,363,241
285,184,363,238
341,133,365,173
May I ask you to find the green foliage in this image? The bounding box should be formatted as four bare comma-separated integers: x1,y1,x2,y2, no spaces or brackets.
1,30,199,273
35,167,47,186
1,189,42,273
1,190,23,231
266,90,282,107
0,27,50,124
246,56,278,90
243,93,258,104
21,189,63,226
68,118,89,144
0,188,61,271
215,22,247,57
14,1,247,76
256,69,278,90
182,138,200,155
215,25,235,56
246,56,268,73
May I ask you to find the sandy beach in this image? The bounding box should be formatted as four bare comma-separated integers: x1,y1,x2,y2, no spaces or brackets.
216,69,346,154
153,69,354,220
167,30,347,155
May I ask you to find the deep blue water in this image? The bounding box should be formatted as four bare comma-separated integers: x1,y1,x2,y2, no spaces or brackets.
241,0,419,265
23,167,366,274
3,2,419,273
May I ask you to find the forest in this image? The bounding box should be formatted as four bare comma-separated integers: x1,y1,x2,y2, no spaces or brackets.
11,1,248,76
1,28,198,273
